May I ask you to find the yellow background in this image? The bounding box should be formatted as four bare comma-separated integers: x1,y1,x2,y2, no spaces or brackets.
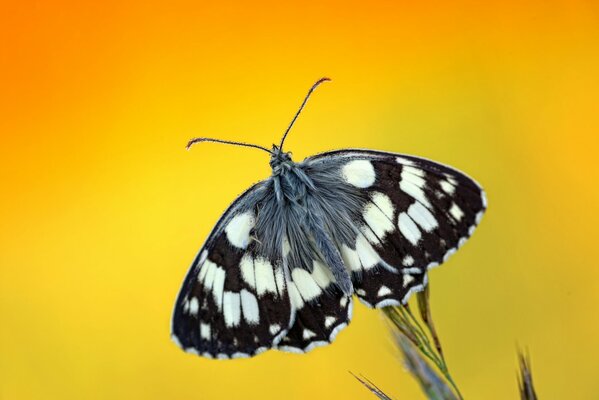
1,1,598,399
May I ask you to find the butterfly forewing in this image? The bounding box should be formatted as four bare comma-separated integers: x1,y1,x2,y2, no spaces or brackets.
304,149,486,307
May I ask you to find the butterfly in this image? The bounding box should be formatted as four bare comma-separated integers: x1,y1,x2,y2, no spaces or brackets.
171,78,486,359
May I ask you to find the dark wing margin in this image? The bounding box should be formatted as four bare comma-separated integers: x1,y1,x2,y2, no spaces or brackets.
171,182,293,359
303,149,486,307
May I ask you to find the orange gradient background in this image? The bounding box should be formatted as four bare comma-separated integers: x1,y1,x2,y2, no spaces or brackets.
1,1,598,399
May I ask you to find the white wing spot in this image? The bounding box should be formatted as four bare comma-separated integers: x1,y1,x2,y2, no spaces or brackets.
402,255,414,266
282,236,291,257
402,170,426,190
225,211,255,249
254,257,277,296
185,348,200,355
371,192,394,219
403,165,425,178
378,286,392,297
356,289,366,296
325,316,337,328
288,282,305,309
440,180,455,194
312,260,334,289
171,334,182,348
239,253,256,289
269,324,281,335
274,266,285,296
342,159,376,188
240,289,260,325
402,274,415,287
341,244,362,272
202,260,217,289
198,250,208,266
188,297,199,316
396,156,416,166
223,291,241,327
398,212,422,245
200,323,211,340
340,297,348,308
198,259,214,284
212,266,226,310
449,203,464,221
363,193,395,239
407,202,438,232
303,329,317,340
355,234,381,269
443,248,456,262
476,211,484,225
291,268,322,301
399,167,431,208
361,225,381,245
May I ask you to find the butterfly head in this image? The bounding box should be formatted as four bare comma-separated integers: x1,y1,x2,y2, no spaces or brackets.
269,145,293,172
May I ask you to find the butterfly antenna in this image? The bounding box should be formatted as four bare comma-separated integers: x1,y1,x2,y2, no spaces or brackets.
186,137,273,154
279,77,331,150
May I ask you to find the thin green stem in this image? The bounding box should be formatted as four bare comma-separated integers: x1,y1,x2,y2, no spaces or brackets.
400,306,445,370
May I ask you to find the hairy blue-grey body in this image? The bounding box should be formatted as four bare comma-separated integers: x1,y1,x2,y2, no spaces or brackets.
255,146,363,294
199,146,365,294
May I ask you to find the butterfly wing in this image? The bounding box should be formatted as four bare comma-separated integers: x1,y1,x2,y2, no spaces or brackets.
277,260,353,353
173,148,486,358
302,149,487,307
171,182,293,359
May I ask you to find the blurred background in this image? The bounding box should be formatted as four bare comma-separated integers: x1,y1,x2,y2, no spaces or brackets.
1,1,598,398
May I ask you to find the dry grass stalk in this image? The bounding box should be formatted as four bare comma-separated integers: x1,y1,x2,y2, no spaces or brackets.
517,351,538,400
350,372,393,400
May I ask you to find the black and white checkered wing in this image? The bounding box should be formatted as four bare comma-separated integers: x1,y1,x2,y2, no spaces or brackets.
277,260,352,353
171,183,292,359
304,149,487,307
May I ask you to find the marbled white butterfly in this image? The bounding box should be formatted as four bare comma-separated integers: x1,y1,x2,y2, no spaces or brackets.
171,78,486,359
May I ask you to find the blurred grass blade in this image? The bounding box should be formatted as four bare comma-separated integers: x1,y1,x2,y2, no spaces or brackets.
398,334,458,400
517,351,538,400
350,372,393,400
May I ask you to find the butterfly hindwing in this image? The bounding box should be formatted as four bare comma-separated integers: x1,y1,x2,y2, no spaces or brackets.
304,149,486,307
171,183,293,358
277,260,352,353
